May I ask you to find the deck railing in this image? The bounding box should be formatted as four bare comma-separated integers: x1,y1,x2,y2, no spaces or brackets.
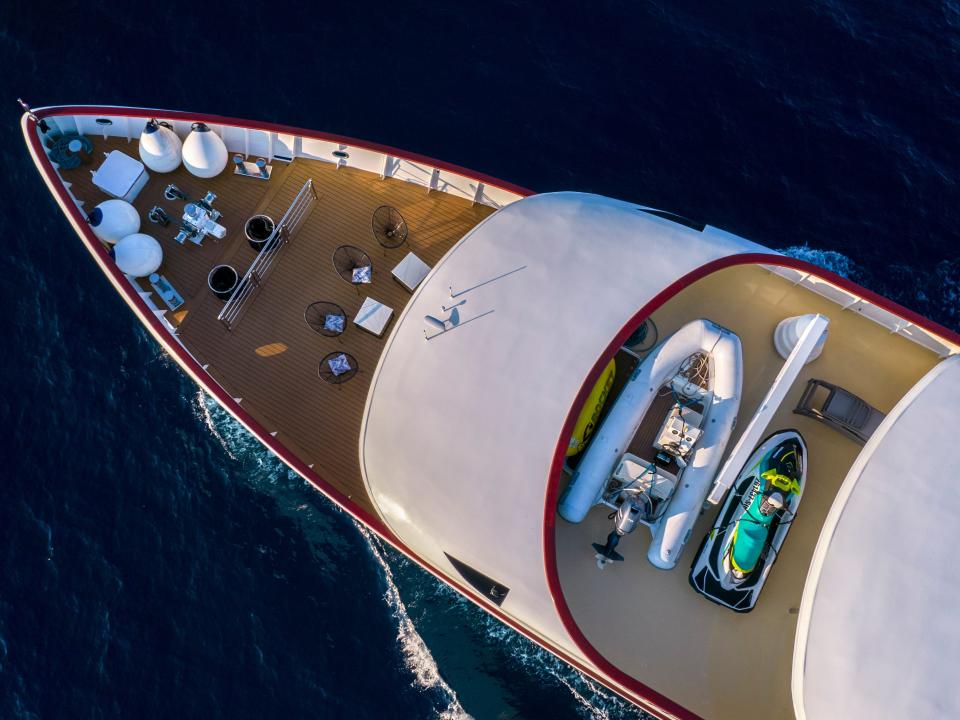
762,264,957,358
218,179,318,331
46,112,525,209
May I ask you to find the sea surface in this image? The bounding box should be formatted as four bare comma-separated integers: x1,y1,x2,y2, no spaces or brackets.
1,2,957,718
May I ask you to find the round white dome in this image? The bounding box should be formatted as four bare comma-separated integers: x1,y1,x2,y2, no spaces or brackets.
182,122,228,178
139,119,183,173
774,314,828,363
113,233,163,277
87,199,140,244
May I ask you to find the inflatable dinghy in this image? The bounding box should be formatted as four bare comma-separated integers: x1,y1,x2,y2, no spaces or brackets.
559,318,743,569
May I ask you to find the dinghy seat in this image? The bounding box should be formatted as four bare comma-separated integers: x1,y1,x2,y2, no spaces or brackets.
794,378,885,445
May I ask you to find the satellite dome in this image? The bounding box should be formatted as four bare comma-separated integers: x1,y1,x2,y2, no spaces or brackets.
87,199,140,244
182,122,228,178
139,119,182,173
112,233,163,277
774,313,828,363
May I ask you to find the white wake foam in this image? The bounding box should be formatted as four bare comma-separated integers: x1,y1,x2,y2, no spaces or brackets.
357,525,472,720
193,388,646,718
193,389,239,460
780,247,958,329
468,605,649,720
191,390,300,491
194,391,467,718
781,245,860,279
380,549,650,720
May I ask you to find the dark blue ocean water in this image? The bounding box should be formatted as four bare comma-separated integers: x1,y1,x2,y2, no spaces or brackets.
1,2,957,718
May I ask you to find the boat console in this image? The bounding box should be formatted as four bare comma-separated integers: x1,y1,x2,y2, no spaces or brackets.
559,317,743,569
653,402,703,466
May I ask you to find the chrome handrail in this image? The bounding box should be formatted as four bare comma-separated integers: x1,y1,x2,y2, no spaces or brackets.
218,179,318,330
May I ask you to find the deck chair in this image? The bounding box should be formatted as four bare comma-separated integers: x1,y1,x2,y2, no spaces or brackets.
794,379,885,445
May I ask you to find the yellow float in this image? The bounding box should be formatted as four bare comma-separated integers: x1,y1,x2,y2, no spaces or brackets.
567,358,616,457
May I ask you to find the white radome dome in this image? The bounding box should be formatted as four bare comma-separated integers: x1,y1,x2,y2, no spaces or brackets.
139,119,183,173
113,233,163,277
774,313,828,363
182,122,228,178
88,199,140,244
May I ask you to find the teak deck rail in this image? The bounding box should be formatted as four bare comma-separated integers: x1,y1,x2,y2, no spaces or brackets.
218,179,318,330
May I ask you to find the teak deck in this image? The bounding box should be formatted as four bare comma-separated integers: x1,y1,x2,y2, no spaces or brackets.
61,138,495,516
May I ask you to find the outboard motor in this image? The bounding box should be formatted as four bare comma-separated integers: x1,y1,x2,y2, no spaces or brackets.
592,493,650,568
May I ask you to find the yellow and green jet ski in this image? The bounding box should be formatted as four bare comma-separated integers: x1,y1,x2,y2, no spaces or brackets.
689,430,806,612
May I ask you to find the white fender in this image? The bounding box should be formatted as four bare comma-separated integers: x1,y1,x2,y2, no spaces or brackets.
87,199,140,244
647,329,742,569
139,119,183,173
112,233,163,277
559,319,740,527
182,122,228,178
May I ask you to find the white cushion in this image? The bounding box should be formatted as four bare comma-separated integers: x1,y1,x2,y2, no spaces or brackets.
93,151,148,201
354,297,394,337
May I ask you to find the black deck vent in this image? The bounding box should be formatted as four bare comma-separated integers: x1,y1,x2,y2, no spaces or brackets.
444,553,510,607
637,207,706,232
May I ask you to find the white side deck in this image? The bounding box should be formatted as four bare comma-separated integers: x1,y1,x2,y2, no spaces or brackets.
794,356,960,720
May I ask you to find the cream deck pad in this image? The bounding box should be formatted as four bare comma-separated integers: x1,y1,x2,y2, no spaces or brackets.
354,297,394,337
92,150,149,202
391,251,431,291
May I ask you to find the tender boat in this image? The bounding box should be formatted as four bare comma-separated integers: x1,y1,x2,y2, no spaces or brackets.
560,318,743,569
21,102,960,720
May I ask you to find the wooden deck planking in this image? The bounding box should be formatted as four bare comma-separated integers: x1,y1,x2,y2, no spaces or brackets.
59,137,288,318
58,136,494,516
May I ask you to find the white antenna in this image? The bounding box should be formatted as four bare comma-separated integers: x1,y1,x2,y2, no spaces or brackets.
424,315,446,331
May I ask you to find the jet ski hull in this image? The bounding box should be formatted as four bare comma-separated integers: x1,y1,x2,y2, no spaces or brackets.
689,430,806,612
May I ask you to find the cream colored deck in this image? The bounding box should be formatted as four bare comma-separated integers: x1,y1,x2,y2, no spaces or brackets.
556,264,940,720
60,137,494,517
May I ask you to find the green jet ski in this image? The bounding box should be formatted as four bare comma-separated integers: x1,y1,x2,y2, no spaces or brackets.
689,430,806,612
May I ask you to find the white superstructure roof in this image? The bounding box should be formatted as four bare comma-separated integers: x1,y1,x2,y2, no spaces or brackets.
360,192,762,649
793,355,960,720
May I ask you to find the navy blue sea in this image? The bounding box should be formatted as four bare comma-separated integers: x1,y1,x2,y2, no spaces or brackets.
1,2,957,718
